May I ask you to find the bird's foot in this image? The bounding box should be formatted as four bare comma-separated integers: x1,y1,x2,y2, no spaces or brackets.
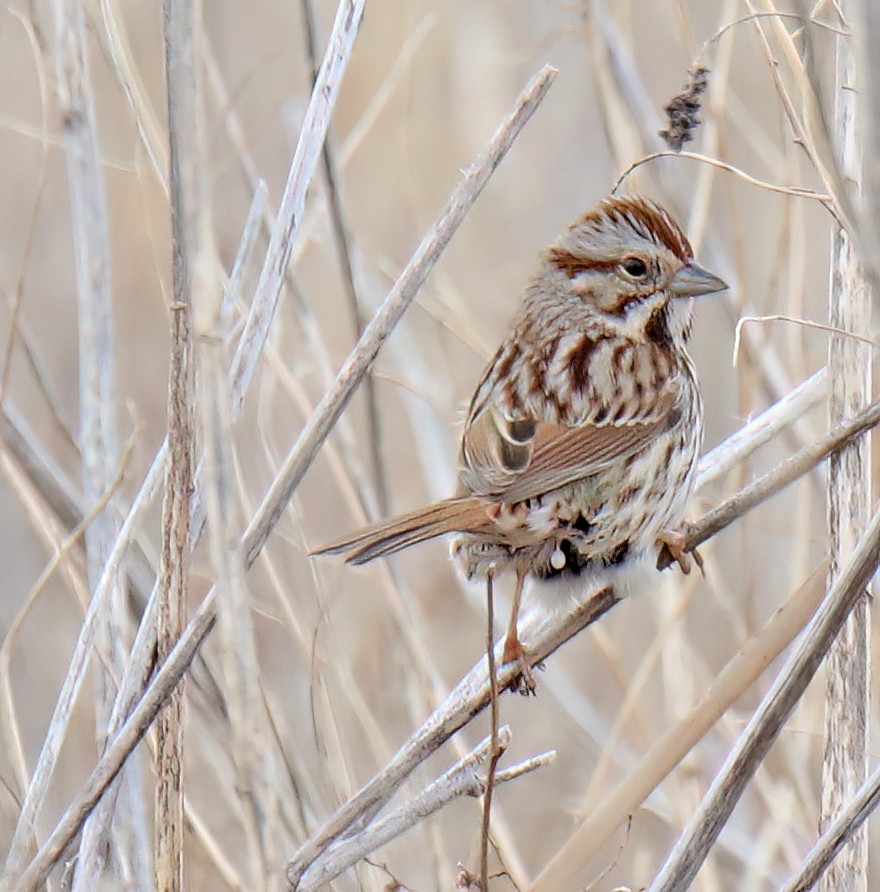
501,634,539,696
656,527,704,575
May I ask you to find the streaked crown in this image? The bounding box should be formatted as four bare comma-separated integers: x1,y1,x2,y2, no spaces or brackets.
546,195,693,273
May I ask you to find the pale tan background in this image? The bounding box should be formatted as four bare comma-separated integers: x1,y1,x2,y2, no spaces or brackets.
0,1,869,889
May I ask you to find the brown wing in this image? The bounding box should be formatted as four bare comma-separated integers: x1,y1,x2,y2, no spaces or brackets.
459,391,677,503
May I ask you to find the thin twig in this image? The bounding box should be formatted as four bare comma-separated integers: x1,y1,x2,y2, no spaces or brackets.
228,0,366,414
613,150,832,205
481,571,500,892
733,315,880,365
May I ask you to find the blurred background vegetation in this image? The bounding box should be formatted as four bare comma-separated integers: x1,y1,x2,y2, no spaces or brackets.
0,0,868,889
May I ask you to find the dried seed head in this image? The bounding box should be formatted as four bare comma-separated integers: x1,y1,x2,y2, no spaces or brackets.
659,65,710,152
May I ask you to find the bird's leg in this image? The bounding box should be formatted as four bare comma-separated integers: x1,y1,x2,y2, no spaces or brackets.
656,526,704,575
501,566,536,695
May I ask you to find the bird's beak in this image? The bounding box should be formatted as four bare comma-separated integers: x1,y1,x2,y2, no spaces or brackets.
669,261,728,298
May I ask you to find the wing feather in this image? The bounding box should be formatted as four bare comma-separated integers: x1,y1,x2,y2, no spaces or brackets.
459,389,677,502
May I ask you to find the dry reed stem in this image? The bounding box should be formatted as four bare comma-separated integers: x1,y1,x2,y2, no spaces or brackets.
155,0,200,887
228,0,366,414
98,0,368,764
820,4,872,890
5,0,138,882
648,503,880,890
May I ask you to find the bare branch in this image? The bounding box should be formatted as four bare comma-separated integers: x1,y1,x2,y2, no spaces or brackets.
298,728,553,891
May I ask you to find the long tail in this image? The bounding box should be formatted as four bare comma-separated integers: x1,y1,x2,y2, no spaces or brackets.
311,497,491,565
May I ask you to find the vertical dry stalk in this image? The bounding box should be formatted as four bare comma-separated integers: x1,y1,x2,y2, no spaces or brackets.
54,0,156,880
7,0,147,885
821,11,872,892
156,0,199,887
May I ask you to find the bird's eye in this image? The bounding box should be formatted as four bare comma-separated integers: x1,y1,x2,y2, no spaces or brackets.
621,256,649,278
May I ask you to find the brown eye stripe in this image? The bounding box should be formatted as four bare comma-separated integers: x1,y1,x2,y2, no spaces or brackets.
545,247,617,277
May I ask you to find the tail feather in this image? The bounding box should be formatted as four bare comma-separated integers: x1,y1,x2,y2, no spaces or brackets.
311,497,490,565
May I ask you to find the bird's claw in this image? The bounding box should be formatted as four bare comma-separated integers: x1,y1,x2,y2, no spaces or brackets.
656,527,704,575
501,635,539,696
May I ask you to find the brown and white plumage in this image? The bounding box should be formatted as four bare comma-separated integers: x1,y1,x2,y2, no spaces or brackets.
314,195,726,685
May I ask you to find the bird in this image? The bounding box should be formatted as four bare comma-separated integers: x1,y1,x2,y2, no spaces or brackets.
313,195,727,692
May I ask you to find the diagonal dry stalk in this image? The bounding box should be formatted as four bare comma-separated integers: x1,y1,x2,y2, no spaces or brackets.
299,0,388,519
782,757,880,892
296,727,554,892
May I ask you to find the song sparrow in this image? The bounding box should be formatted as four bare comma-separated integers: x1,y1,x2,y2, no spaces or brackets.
314,195,726,691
